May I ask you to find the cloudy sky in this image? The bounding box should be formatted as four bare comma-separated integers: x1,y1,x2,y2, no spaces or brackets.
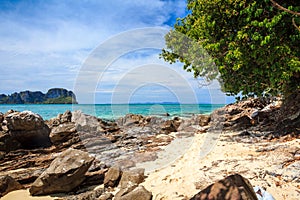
0,0,235,104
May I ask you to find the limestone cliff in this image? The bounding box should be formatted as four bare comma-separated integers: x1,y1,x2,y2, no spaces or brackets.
0,88,77,104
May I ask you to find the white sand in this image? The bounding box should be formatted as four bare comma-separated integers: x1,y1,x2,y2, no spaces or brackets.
142,131,300,200
2,131,299,200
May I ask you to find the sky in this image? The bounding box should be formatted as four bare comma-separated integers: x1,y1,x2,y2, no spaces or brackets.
0,0,235,104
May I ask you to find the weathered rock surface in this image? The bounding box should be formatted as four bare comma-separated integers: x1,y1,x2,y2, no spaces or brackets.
116,185,152,200
190,174,258,200
118,168,145,188
0,175,24,197
49,122,77,144
5,111,51,148
30,148,94,195
104,166,122,188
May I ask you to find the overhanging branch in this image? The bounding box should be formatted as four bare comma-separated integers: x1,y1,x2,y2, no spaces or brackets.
270,0,300,16
270,0,300,31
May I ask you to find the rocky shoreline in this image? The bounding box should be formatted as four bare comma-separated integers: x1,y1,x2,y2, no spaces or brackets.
0,97,299,199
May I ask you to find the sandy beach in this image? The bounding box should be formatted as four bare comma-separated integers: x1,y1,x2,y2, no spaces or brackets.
141,131,300,200
3,130,299,200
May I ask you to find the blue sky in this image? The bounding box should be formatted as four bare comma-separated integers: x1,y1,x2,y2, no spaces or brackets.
0,0,235,104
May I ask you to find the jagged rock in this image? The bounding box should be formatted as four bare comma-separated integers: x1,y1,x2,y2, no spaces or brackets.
49,122,77,144
5,111,51,148
0,175,24,197
115,185,139,199
117,114,144,127
160,120,177,134
29,148,94,195
116,185,152,200
104,166,122,187
72,110,104,133
196,115,211,126
118,168,145,188
190,174,258,200
0,132,22,152
60,110,72,123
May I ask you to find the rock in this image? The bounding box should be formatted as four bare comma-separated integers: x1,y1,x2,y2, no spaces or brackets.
99,192,114,200
282,161,300,183
0,112,3,124
115,185,139,199
49,122,77,144
29,148,94,195
117,114,144,127
6,111,45,131
190,174,258,200
104,166,122,187
60,110,72,123
160,120,177,134
118,168,145,188
230,115,252,130
0,132,22,152
72,110,103,133
0,175,24,197
196,115,211,126
116,185,152,200
5,111,51,148
64,188,104,200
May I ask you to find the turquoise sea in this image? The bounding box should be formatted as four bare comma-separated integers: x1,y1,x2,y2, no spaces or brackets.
0,104,224,120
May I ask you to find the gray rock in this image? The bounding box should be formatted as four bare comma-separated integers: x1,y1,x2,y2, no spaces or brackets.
72,111,104,133
0,175,24,197
29,148,94,195
282,161,300,183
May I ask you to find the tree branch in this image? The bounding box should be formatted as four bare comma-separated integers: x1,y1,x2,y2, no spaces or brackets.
292,18,300,32
270,0,300,16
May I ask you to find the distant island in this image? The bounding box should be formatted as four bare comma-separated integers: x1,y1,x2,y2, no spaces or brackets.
0,88,78,104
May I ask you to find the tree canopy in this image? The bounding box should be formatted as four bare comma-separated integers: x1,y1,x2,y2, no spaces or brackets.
161,0,300,98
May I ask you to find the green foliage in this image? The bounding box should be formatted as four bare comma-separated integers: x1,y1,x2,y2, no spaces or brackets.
43,96,75,104
161,0,300,98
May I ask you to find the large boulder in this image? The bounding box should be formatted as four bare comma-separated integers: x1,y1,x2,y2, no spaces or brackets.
5,111,51,148
0,175,24,197
190,174,258,200
29,148,94,195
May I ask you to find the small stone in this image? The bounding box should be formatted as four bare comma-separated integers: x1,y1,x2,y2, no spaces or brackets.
104,166,122,187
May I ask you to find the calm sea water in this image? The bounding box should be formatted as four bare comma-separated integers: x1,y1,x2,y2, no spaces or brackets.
0,104,224,120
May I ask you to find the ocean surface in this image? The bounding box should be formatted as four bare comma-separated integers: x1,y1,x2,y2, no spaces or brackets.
0,104,225,120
